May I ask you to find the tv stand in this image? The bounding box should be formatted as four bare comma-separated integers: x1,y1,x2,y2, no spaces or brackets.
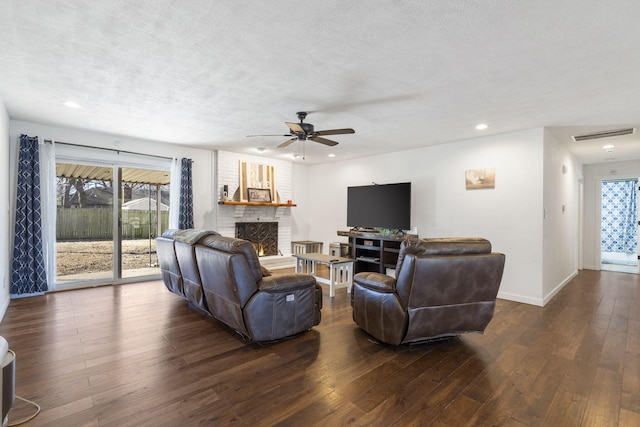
337,230,417,275
350,227,380,233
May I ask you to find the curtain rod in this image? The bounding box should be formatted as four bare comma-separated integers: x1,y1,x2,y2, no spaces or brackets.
43,139,177,161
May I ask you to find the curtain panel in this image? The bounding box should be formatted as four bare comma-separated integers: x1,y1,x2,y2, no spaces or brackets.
178,158,194,229
601,179,638,254
11,135,48,297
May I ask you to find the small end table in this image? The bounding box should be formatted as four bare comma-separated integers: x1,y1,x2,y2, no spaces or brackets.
293,253,354,297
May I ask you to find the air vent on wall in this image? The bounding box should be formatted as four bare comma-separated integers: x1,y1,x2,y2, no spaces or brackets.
572,127,637,142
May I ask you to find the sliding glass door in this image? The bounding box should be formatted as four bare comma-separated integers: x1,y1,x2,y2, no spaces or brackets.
56,163,114,284
120,168,170,279
55,162,170,288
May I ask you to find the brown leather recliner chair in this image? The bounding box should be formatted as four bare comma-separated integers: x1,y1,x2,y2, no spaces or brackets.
195,234,322,342
351,237,505,345
157,230,322,342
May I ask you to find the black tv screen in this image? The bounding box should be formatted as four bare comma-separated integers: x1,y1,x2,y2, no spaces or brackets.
347,182,411,230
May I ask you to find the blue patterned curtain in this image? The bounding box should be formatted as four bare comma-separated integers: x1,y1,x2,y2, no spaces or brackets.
178,158,194,229
601,179,638,254
11,135,48,297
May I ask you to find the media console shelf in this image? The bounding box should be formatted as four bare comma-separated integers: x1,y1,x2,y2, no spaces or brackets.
337,230,418,274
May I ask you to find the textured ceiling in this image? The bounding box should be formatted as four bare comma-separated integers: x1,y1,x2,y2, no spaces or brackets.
1,1,640,165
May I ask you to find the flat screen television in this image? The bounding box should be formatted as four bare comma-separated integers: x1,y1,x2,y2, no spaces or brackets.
347,182,411,231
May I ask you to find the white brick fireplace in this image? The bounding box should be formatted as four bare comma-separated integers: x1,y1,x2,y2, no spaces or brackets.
215,151,295,258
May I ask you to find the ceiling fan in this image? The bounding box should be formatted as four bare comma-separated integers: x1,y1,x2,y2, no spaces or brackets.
248,112,355,148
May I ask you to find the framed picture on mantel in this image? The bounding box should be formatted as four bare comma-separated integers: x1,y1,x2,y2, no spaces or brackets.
247,188,272,203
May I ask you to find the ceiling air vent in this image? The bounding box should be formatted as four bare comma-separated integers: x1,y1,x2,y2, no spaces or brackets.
572,127,637,142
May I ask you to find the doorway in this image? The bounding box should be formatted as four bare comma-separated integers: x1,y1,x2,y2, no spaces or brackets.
600,178,639,273
55,162,171,288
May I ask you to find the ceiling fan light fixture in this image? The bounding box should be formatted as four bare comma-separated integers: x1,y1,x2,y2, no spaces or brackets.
253,112,354,150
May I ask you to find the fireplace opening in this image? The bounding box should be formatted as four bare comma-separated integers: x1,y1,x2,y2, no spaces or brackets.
235,222,278,257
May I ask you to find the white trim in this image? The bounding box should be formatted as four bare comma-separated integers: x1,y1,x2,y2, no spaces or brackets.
497,292,544,307
0,298,8,321
542,270,578,306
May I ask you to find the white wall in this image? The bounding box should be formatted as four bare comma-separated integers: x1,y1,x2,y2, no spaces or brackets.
308,128,551,305
582,159,640,270
291,162,311,242
9,120,216,230
2,119,585,308
542,129,582,304
0,99,9,318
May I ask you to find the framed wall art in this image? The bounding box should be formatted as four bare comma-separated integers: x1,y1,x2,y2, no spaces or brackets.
465,167,495,189
239,161,276,202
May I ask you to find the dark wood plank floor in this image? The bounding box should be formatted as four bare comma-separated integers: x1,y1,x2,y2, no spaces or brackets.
0,268,639,426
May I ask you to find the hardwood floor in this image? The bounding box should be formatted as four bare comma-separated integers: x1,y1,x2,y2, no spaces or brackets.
0,269,638,426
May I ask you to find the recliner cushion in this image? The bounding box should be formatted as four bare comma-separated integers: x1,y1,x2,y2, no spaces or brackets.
396,237,491,273
198,235,263,282
173,229,220,245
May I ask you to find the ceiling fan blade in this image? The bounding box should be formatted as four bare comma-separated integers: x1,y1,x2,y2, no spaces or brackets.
309,136,339,147
278,138,298,148
315,128,355,136
285,122,305,134
247,134,293,137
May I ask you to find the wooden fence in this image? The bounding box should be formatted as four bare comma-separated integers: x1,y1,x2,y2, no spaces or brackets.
57,208,169,240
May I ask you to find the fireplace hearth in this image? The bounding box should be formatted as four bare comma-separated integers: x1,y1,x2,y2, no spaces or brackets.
235,222,278,256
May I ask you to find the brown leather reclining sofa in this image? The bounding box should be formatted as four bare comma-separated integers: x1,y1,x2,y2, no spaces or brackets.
156,229,322,342
351,237,505,345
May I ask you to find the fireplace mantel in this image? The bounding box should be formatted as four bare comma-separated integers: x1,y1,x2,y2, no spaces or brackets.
218,201,296,207
219,200,295,218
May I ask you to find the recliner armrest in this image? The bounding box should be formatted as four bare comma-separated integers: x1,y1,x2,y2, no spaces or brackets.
258,274,317,293
353,272,396,293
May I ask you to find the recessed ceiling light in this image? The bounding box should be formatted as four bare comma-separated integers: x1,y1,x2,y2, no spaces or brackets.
602,144,615,149
256,147,266,153
63,101,82,109
475,123,488,130
328,153,335,157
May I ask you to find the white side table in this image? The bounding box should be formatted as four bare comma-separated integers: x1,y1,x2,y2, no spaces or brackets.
293,253,354,297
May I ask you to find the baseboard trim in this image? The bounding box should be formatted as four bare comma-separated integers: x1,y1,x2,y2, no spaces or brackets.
497,291,543,307
498,269,579,307
0,296,9,322
542,270,578,306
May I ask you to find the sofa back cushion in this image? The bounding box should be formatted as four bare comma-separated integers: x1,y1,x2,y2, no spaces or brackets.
197,235,263,289
172,229,220,245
